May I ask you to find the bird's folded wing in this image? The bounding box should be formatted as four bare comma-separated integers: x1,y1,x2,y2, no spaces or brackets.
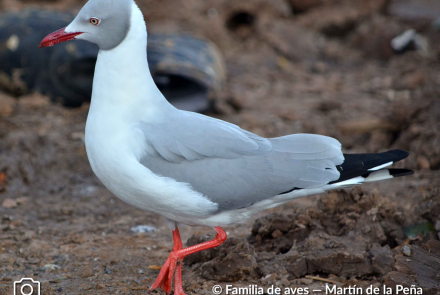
140,111,272,163
139,111,343,211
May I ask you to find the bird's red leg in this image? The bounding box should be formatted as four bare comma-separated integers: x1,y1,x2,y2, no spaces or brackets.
149,227,183,293
173,263,185,295
149,227,227,295
174,227,227,258
172,227,227,295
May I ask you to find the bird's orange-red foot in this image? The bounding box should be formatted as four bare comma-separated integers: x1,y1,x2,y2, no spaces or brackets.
149,226,227,295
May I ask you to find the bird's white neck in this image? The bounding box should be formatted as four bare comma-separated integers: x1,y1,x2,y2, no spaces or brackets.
90,3,172,118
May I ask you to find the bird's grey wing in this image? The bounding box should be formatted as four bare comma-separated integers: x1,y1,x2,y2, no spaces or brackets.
139,111,343,211
141,111,271,163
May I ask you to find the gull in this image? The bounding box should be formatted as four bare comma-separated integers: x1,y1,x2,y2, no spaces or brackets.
39,0,413,294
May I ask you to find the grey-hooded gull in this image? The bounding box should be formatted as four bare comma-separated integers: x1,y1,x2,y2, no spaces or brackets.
39,0,413,294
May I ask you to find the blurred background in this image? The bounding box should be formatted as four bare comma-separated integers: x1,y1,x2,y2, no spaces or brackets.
0,0,439,294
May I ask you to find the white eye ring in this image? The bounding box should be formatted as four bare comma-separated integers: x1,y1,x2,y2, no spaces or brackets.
89,17,100,25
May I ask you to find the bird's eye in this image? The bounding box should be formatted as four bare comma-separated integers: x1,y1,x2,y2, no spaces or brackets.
89,17,100,25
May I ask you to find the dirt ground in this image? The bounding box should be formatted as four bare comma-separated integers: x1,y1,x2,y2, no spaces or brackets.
0,0,440,294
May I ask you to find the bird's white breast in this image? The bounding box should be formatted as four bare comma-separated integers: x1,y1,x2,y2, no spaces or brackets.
85,100,219,225
83,3,219,225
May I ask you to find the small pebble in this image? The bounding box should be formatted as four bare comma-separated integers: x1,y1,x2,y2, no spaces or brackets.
417,155,430,170
80,267,93,278
2,198,17,209
97,284,105,290
403,245,411,256
105,268,112,274
43,264,61,270
435,220,440,232
130,225,156,233
271,229,283,239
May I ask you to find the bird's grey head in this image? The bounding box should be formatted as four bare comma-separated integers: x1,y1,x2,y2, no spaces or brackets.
68,0,132,50
39,0,133,50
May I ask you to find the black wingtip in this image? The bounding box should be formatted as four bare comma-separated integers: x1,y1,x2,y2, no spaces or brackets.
387,149,410,161
388,168,414,177
331,149,412,184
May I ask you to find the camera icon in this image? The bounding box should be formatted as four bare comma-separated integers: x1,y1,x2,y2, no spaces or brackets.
14,278,40,295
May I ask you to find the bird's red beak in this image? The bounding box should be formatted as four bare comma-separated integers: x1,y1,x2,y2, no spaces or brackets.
39,27,83,48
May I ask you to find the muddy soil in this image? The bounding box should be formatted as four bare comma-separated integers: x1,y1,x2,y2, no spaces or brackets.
0,0,440,294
